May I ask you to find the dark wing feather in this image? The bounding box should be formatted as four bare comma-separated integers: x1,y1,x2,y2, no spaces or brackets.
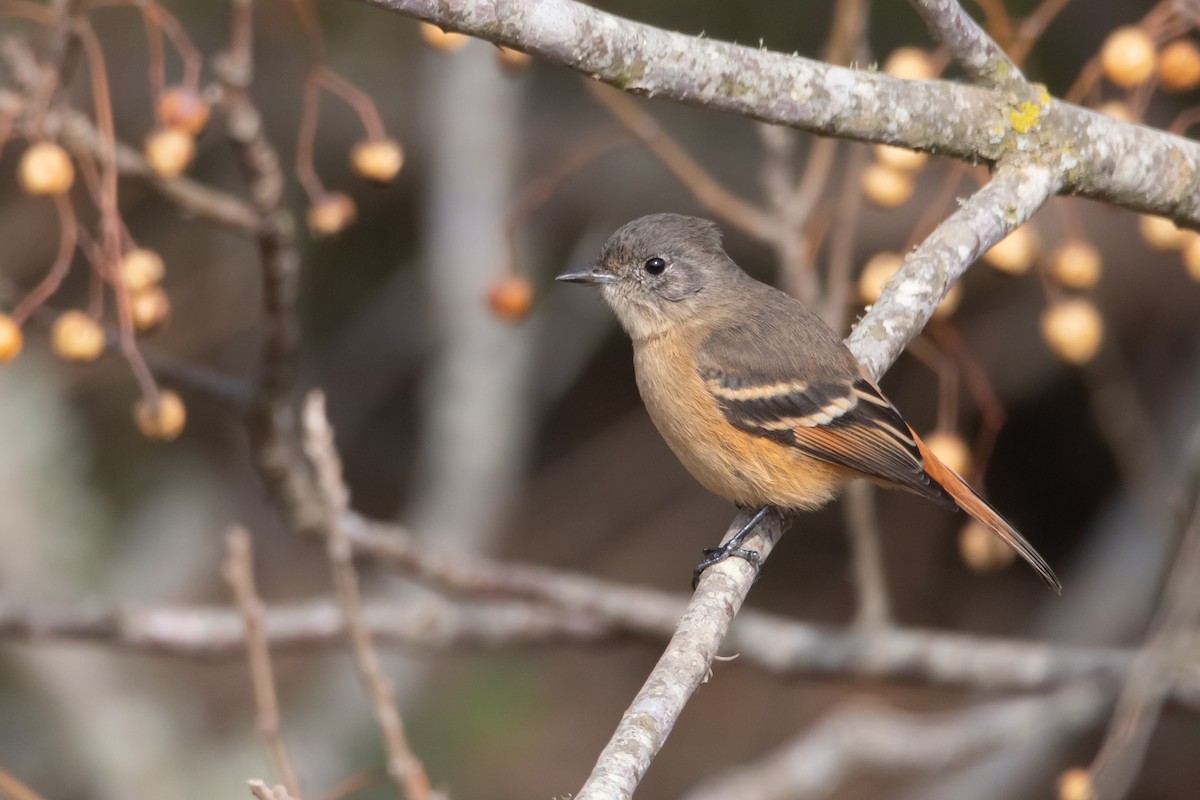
696,293,952,505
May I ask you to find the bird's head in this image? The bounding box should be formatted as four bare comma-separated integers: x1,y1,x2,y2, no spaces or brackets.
557,213,737,341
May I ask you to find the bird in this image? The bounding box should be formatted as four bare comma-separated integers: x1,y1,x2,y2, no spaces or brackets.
557,213,1060,593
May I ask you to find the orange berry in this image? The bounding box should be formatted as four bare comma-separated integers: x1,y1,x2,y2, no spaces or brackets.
0,314,23,363
958,520,1017,573
1050,241,1102,288
132,287,170,333
350,138,404,184
118,248,165,292
157,86,211,134
134,390,186,441
1157,40,1200,92
873,144,928,172
51,310,105,362
1100,26,1156,87
145,128,195,178
487,275,534,321
1041,299,1103,365
1182,234,1200,281
306,193,357,238
496,46,532,73
983,226,1037,274
420,22,468,51
924,431,971,476
861,163,914,208
1057,768,1095,800
883,47,936,80
1139,214,1190,250
19,142,75,195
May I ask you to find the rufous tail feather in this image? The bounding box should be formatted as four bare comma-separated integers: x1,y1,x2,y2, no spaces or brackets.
915,435,1062,594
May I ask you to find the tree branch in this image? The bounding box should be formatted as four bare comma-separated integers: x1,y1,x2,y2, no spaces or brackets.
906,0,1023,88
357,0,1200,223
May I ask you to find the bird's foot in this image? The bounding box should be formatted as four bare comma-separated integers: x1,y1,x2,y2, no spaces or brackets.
691,544,761,589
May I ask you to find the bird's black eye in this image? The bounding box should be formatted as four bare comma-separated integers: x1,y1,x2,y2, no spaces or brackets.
644,257,666,275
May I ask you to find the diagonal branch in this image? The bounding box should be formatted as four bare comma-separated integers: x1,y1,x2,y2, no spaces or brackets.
907,0,1023,88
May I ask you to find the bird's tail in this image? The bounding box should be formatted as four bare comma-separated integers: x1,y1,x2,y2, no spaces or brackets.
915,435,1062,594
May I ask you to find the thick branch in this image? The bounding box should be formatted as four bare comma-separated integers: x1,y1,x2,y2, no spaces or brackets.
358,0,1200,223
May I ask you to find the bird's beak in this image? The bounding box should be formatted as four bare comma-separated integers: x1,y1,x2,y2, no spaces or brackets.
555,268,619,286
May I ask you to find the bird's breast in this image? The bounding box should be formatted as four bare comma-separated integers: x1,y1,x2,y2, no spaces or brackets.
632,334,845,510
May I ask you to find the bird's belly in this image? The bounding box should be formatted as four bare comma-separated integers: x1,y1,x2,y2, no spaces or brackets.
634,346,845,510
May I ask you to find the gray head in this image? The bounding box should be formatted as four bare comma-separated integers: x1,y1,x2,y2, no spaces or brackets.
557,214,742,340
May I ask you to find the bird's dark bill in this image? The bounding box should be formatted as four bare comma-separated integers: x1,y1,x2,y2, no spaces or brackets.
555,268,619,285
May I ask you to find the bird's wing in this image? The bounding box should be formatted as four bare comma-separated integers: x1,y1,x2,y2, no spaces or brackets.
696,311,952,505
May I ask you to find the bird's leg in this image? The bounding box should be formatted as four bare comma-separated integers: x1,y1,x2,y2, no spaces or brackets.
692,505,772,589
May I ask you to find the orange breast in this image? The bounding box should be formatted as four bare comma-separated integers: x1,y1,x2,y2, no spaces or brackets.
633,334,848,510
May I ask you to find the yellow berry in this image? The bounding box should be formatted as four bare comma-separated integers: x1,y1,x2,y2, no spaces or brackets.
420,22,468,51
1139,214,1190,250
1041,299,1103,365
873,144,928,172
1100,26,1157,87
958,520,1017,573
1057,768,1095,800
1157,40,1200,92
158,86,211,135
496,46,532,73
858,252,903,303
983,226,1037,274
1096,100,1136,122
883,47,936,80
487,275,534,321
0,314,23,363
51,310,106,362
1050,241,1102,288
132,287,170,333
145,128,195,179
134,390,186,441
861,163,914,208
306,193,357,238
1182,234,1200,281
118,248,165,292
925,431,971,476
19,142,75,195
859,252,959,317
350,138,404,184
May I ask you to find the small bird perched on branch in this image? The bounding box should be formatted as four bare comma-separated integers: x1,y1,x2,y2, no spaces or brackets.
558,213,1060,593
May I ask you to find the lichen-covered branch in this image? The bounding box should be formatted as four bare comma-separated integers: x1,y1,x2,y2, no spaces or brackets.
907,0,1022,88
357,0,1200,223
575,508,787,800
847,161,1058,378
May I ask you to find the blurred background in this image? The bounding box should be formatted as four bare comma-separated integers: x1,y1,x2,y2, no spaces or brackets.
2,0,1200,798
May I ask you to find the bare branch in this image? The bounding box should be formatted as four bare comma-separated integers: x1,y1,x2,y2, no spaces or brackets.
846,161,1058,379
844,481,891,629
907,0,1023,88
303,394,435,800
223,527,304,800
576,508,788,800
357,0,1200,223
683,684,1102,800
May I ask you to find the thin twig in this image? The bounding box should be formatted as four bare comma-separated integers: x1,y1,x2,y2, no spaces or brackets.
844,481,891,629
302,394,435,800
223,526,304,800
1089,432,1200,799
584,81,775,242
